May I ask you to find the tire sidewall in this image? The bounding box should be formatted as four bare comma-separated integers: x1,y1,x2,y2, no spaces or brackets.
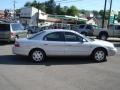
30,49,45,62
99,34,108,40
92,49,106,62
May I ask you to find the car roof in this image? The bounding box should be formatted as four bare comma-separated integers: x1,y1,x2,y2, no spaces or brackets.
43,29,78,33
0,23,20,25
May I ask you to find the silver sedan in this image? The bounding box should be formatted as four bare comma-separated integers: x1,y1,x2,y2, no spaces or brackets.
12,29,117,62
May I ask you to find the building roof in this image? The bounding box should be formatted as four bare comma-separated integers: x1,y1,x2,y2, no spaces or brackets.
48,15,87,21
46,17,61,22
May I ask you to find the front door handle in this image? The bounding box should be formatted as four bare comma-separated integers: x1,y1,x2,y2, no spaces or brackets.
67,45,72,46
44,44,48,45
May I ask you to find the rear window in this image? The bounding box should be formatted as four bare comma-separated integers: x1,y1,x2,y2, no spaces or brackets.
28,31,45,39
0,24,10,31
12,24,24,31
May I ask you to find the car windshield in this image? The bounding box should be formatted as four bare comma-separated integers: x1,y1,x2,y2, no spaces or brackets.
12,23,24,31
93,25,99,29
81,34,95,42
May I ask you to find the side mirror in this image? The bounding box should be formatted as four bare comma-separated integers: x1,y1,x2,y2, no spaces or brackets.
83,39,86,42
78,37,86,43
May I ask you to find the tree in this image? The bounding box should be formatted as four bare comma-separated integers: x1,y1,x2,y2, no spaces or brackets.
66,6,79,16
56,4,61,15
117,11,120,22
4,9,9,18
93,10,99,16
99,10,110,20
31,0,38,8
15,9,21,16
24,1,32,7
45,0,56,14
80,9,86,14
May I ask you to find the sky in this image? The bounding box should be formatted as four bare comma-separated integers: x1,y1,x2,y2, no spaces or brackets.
0,0,119,12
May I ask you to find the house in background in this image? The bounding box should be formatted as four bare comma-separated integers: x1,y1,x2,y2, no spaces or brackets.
0,10,4,19
20,7,47,26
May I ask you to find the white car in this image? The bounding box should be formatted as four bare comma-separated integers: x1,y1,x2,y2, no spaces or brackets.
12,29,117,62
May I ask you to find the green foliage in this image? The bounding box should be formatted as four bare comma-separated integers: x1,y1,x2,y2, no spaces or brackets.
24,1,32,7
99,10,110,20
93,10,99,16
117,11,120,22
45,0,56,14
24,0,79,16
66,6,79,16
80,9,86,14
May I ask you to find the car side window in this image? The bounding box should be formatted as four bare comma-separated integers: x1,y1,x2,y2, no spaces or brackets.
79,25,85,29
64,32,83,42
44,32,64,41
109,25,114,30
115,25,120,30
86,25,92,30
0,24,10,31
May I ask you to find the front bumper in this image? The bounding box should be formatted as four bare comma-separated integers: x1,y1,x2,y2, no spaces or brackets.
108,48,117,56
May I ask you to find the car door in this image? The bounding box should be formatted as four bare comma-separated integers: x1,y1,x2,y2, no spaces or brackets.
64,32,91,56
114,25,120,37
11,23,27,38
0,24,10,40
86,25,93,36
43,32,65,56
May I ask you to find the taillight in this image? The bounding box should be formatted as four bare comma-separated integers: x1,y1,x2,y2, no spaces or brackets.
14,42,20,47
9,32,14,36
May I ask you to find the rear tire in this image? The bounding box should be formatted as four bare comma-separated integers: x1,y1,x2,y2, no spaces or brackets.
29,49,46,62
28,30,32,34
99,33,108,40
91,49,107,62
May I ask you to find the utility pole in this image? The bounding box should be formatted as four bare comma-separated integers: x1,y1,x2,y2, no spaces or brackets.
108,0,113,28
102,0,107,28
37,2,40,27
13,0,16,20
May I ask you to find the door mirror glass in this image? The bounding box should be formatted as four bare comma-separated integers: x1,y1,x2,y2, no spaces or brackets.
82,39,87,42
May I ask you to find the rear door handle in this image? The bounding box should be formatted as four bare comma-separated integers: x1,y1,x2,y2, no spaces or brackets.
67,45,72,46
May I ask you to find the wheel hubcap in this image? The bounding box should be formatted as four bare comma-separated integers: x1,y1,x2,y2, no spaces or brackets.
101,35,106,40
32,51,43,62
95,51,105,61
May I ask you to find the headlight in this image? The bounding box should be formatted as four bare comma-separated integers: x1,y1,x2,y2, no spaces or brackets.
107,46,115,50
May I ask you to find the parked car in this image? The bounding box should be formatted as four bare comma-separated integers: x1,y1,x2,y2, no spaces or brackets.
12,29,117,62
93,23,120,40
27,26,41,34
0,23,28,42
73,24,99,36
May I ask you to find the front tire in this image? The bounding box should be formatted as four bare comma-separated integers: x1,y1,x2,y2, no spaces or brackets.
81,32,87,36
92,49,107,62
30,49,46,62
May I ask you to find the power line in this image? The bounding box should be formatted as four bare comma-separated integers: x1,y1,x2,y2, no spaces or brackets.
56,0,83,3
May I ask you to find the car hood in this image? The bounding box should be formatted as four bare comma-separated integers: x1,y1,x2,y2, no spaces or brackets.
91,39,114,48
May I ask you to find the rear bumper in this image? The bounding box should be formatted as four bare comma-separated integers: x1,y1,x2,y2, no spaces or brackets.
12,46,28,56
0,38,15,42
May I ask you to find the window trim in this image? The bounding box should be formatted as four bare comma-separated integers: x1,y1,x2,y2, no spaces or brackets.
43,32,65,41
64,32,84,42
115,25,120,30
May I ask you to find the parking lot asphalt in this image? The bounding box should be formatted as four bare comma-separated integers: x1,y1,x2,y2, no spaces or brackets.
0,40,120,90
